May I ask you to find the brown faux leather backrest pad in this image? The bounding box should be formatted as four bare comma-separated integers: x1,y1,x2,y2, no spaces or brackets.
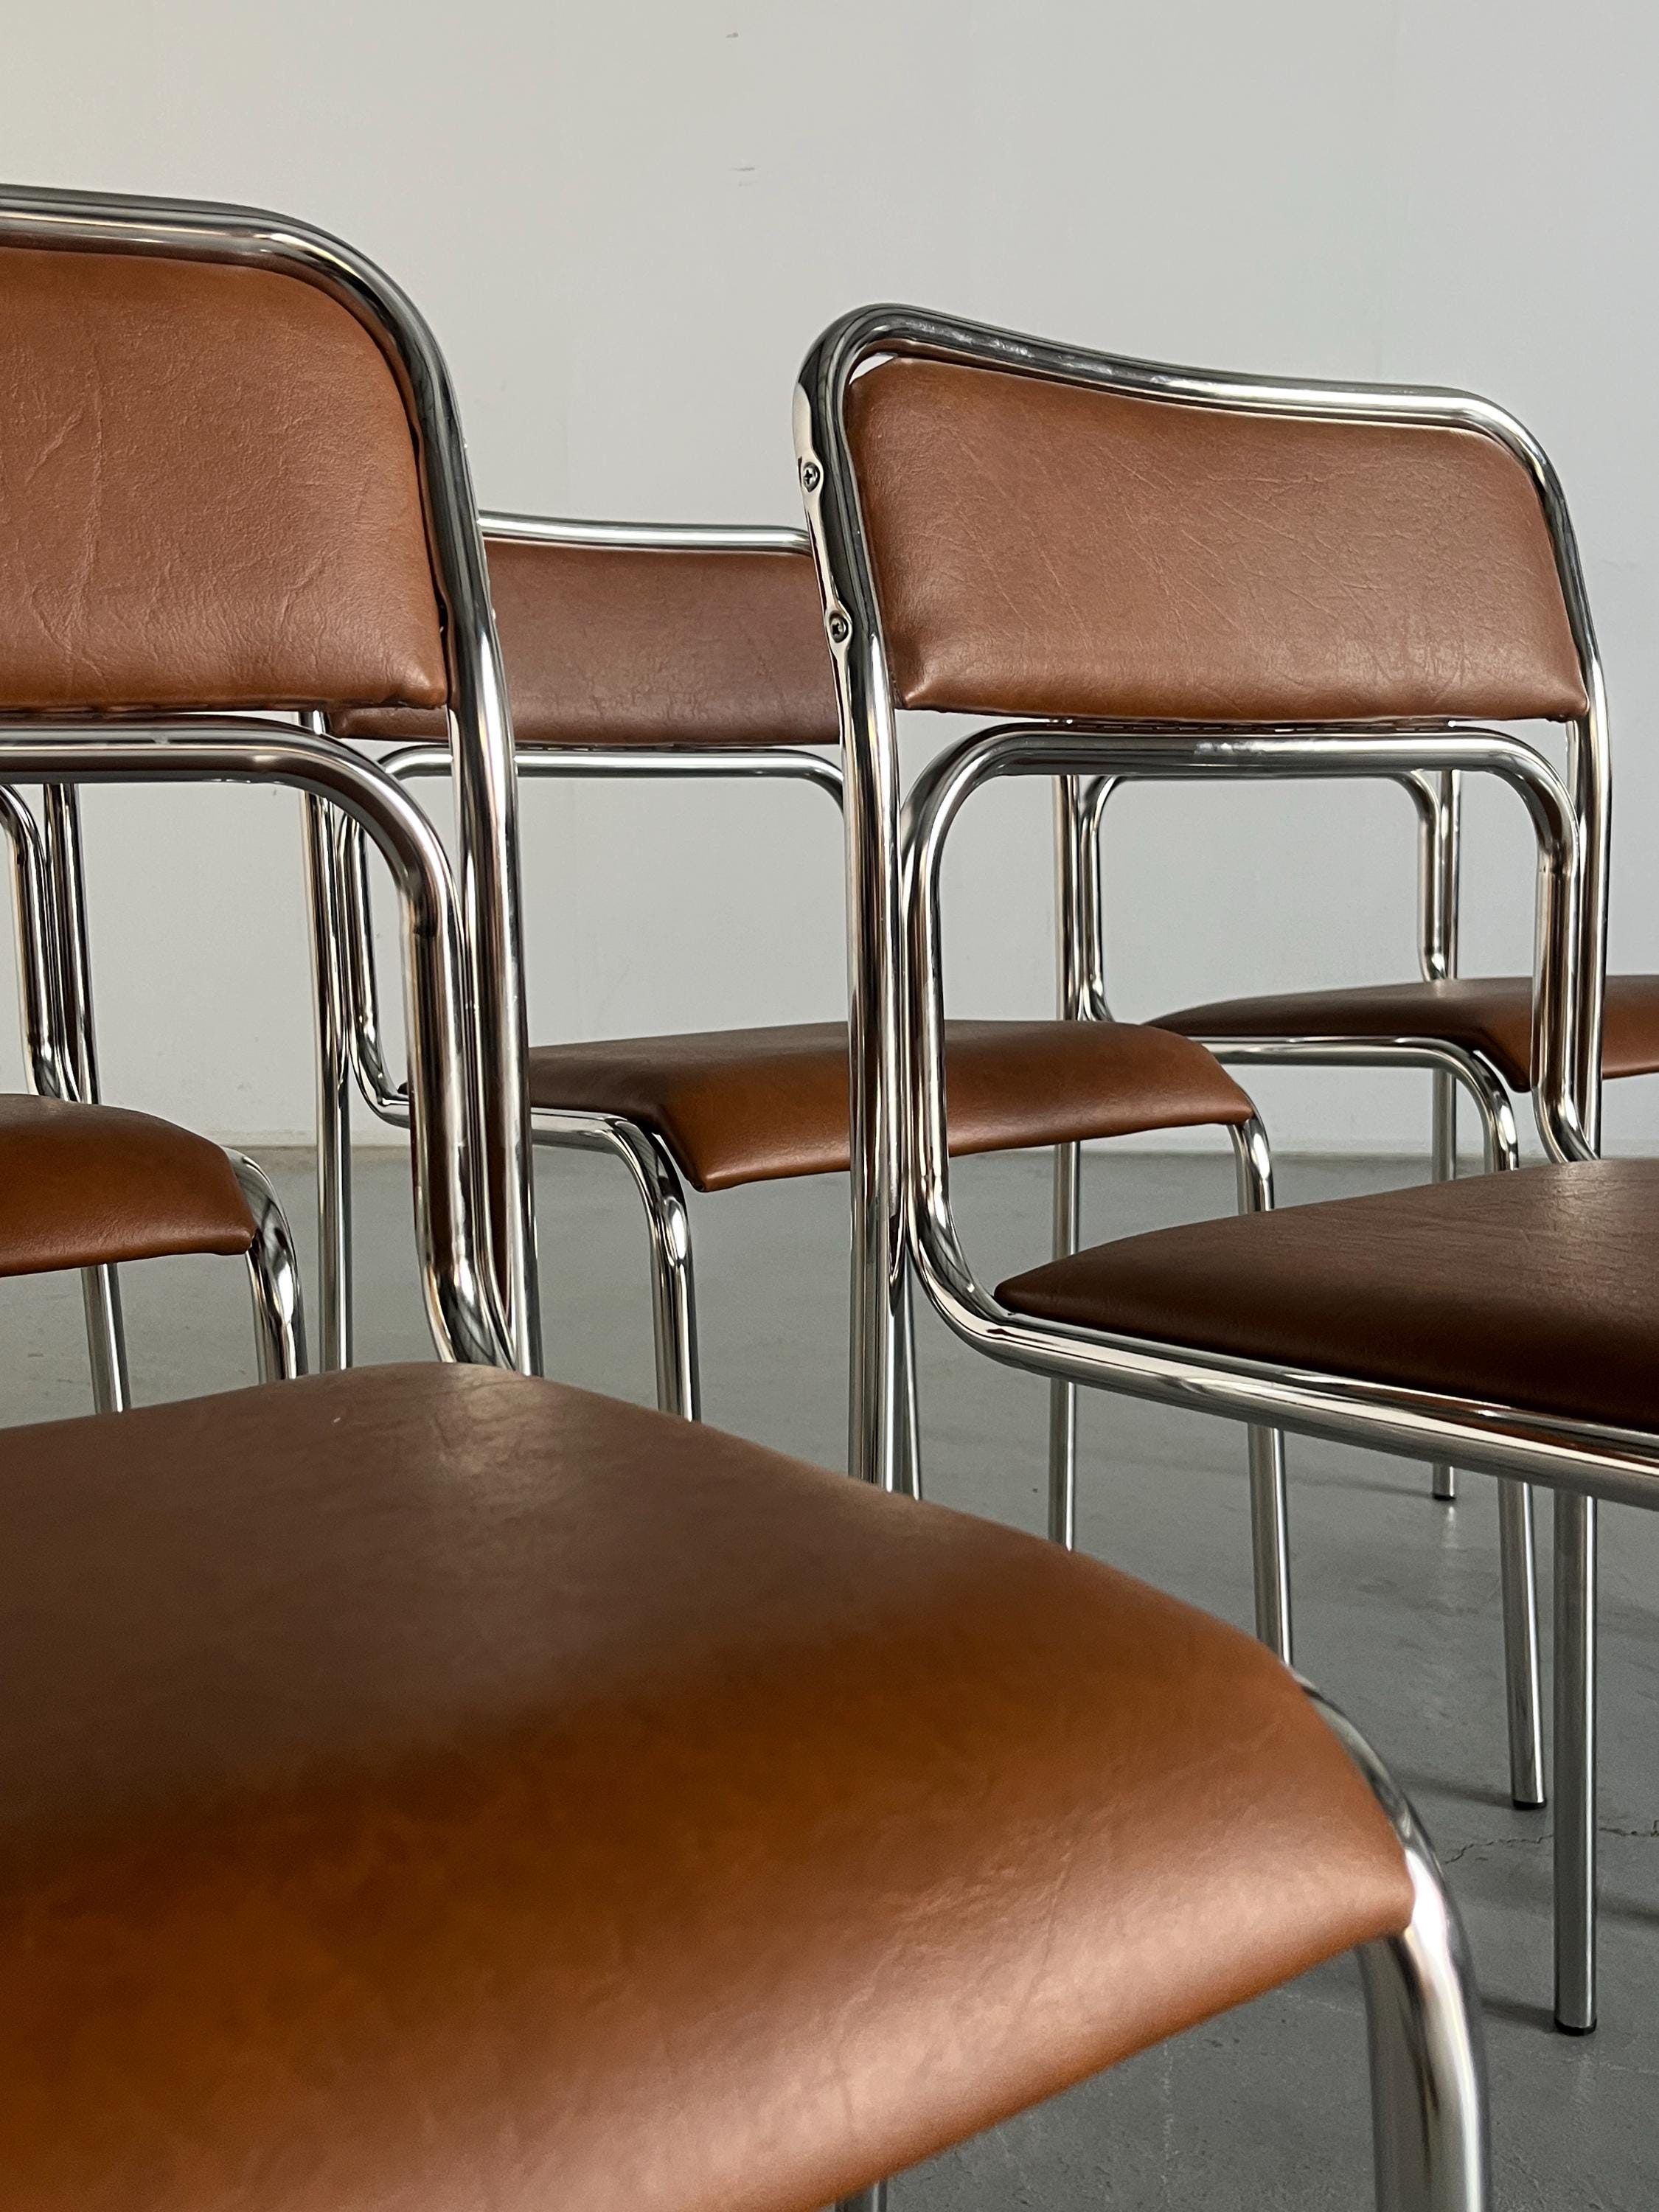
844,356,1587,725
0,246,447,712
340,537,841,746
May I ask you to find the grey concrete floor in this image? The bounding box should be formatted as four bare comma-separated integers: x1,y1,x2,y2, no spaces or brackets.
1,1142,1655,2208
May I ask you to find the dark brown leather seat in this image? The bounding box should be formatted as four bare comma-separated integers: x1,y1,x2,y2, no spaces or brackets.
531,1017,1254,1191
339,535,842,749
999,1158,1659,1433
0,1093,254,1277
0,1364,1408,2212
1155,974,1659,1093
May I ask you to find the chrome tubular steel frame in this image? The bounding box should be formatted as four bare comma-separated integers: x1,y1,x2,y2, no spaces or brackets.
1051,776,1293,1638
0,777,311,1393
0,728,512,1370
40,784,131,1412
1315,1688,1491,2211
324,511,863,1433
333,720,843,1427
1078,762,1486,1516
228,1150,307,1382
1073,771,1545,1811
0,184,540,1376
798,305,1609,2033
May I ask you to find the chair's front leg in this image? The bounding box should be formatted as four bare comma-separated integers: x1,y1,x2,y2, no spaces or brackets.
1047,1140,1082,1546
1554,1487,1598,2033
229,1152,307,1382
300,779,354,1372
1309,1689,1489,2212
1230,1113,1293,1663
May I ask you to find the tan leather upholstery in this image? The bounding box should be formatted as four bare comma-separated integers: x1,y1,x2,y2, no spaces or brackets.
844,356,1587,726
0,246,446,713
0,1365,1411,2212
0,1094,254,1276
1157,973,1659,1093
340,536,841,748
1000,1159,1659,1433
531,1017,1254,1191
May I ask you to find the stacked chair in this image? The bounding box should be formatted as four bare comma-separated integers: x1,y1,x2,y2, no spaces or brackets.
793,303,1644,2042
328,513,1295,1642
0,649,302,1397
0,184,1492,2209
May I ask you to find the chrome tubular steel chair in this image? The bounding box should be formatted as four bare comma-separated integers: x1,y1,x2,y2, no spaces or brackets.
0,184,520,1374
0,782,301,1392
0,1363,1486,2212
332,517,1290,1610
795,306,1635,2036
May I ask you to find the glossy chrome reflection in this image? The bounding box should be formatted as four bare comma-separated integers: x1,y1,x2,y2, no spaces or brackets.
41,783,131,1415
0,724,513,1371
0,183,540,1377
799,305,1607,2031
1231,1113,1293,1663
0,785,77,1104
1312,1690,1491,2212
331,679,843,1430
529,1109,703,1420
229,1150,307,1382
300,712,355,1373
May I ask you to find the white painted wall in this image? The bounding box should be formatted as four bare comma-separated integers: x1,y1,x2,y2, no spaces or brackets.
3,0,1655,1151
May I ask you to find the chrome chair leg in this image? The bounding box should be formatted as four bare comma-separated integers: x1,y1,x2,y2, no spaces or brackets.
1463,1068,1545,1812
78,1264,131,1413
836,2188,887,2212
604,1122,701,1421
1231,1115,1293,1663
301,768,353,1372
895,1258,922,1502
1554,1487,1597,2032
1312,1691,1489,2212
42,782,133,1414
1047,1139,1081,1546
230,1152,307,1382
1429,1070,1458,1504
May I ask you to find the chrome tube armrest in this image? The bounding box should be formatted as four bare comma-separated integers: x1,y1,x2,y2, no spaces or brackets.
903,723,1588,1380
0,723,512,1369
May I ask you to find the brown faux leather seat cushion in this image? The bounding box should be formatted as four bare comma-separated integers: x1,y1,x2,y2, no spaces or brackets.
0,1365,1410,2212
0,1094,254,1276
530,1017,1254,1191
0,246,446,714
844,355,1587,726
339,535,841,748
999,1159,1659,1433
1156,973,1659,1094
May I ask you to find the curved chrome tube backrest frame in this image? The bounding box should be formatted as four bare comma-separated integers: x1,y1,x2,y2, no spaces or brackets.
327,511,842,1117
795,304,1609,1489
0,181,538,1372
0,725,513,1368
